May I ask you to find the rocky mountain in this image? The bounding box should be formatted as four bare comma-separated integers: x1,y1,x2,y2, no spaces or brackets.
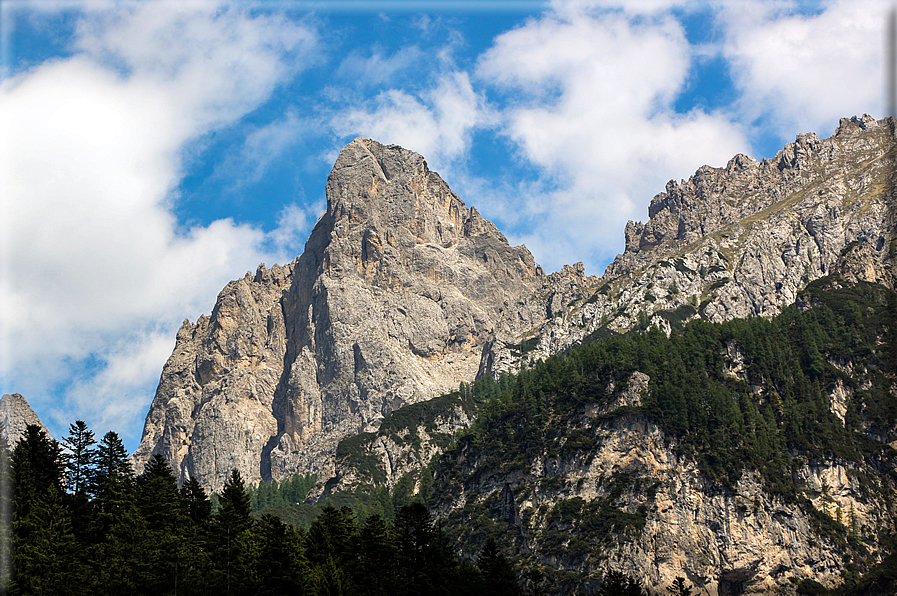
137,116,895,496
292,116,897,594
323,115,897,492
0,393,49,446
483,114,896,376
133,137,550,491
328,278,897,595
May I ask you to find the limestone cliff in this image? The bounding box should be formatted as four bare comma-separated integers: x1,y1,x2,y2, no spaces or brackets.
133,138,545,491
483,115,897,375
0,393,49,445
427,276,897,594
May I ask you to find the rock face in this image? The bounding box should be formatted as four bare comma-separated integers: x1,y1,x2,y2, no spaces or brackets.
313,118,896,594
483,115,897,374
0,393,49,445
133,138,544,491
136,116,896,506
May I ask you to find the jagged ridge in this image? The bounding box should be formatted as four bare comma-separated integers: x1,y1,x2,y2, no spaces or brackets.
134,138,544,491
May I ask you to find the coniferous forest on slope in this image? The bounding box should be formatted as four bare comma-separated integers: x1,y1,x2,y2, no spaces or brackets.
3,275,897,595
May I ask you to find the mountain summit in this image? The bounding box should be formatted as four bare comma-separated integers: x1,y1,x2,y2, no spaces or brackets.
135,117,896,494
133,138,545,490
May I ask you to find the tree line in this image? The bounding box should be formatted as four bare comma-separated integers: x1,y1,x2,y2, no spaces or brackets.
3,421,530,596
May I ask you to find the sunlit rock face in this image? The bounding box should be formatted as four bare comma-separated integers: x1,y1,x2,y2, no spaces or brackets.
133,138,545,491
136,114,897,501
0,393,49,445
483,115,897,375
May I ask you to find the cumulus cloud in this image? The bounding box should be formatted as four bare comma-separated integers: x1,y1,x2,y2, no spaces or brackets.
475,3,748,272
331,69,491,167
0,1,318,444
718,0,888,138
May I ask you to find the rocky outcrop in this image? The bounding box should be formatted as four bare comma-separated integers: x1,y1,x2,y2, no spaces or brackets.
0,393,49,445
133,138,544,491
431,361,896,595
483,115,897,375
318,392,478,499
137,116,896,500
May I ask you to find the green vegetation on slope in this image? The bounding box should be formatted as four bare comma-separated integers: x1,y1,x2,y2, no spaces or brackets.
423,276,896,591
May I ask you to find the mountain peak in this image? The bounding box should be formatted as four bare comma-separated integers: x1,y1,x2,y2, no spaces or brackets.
134,138,544,491
0,393,49,445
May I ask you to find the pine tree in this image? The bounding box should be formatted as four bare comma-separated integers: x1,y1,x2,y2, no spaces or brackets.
179,475,214,594
212,469,254,596
87,431,135,539
10,425,81,595
61,421,96,496
89,431,134,506
253,513,308,596
597,569,644,596
356,514,396,596
477,537,521,596
306,505,358,569
391,503,455,595
181,476,212,525
12,425,64,496
60,421,97,545
136,454,190,595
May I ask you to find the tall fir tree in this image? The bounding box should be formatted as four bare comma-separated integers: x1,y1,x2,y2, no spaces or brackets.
477,537,521,596
136,454,191,595
212,469,255,596
61,421,96,496
9,425,82,595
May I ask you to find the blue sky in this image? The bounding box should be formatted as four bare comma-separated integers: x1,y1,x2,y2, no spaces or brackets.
0,0,889,452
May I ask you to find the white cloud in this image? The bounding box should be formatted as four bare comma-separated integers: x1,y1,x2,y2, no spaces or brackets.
336,46,425,86
475,3,748,273
331,69,491,167
269,201,327,258
0,1,318,445
718,0,889,138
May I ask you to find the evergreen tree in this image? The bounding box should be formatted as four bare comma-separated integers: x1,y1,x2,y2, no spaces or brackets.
10,480,80,595
9,425,81,595
253,513,308,596
181,476,213,525
11,425,64,496
179,475,214,595
135,454,191,595
477,537,521,596
306,504,358,595
60,421,97,544
390,502,456,596
211,469,255,595
356,514,396,596
597,569,644,596
61,420,96,496
87,431,135,540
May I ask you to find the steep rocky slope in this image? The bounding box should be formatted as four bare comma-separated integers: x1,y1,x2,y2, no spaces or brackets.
137,115,896,510
308,277,897,595
323,116,897,496
428,279,897,595
0,393,49,445
133,138,547,491
483,115,897,375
